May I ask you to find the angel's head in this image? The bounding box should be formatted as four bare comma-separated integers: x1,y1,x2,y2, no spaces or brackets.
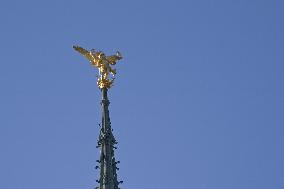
98,52,106,59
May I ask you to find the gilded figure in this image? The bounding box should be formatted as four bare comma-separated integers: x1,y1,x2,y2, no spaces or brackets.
73,45,122,89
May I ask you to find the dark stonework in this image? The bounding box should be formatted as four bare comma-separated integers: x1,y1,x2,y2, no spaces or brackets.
96,88,122,189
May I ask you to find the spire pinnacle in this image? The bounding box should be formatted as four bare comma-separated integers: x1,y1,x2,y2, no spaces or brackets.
97,88,122,189
73,46,123,189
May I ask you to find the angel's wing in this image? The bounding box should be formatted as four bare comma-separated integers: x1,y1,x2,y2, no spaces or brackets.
106,51,122,65
73,45,95,62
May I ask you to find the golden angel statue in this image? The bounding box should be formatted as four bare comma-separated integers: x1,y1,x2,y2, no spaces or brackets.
73,45,122,89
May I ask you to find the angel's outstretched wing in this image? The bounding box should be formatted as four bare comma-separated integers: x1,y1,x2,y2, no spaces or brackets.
106,51,122,65
73,46,95,62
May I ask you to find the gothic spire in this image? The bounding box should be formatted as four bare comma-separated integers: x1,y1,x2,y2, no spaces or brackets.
96,88,122,189
73,46,123,189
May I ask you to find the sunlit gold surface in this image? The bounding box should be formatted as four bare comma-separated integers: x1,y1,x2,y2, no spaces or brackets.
73,46,122,89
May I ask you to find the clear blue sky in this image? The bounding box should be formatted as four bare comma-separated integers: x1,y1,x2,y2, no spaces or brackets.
0,0,283,188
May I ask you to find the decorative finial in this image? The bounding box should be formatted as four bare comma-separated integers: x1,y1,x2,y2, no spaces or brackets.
73,45,122,89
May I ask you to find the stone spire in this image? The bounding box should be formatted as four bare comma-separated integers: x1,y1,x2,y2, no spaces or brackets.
73,46,123,189
96,88,122,189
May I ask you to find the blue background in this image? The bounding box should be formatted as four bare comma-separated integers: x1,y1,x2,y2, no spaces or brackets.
0,0,283,188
